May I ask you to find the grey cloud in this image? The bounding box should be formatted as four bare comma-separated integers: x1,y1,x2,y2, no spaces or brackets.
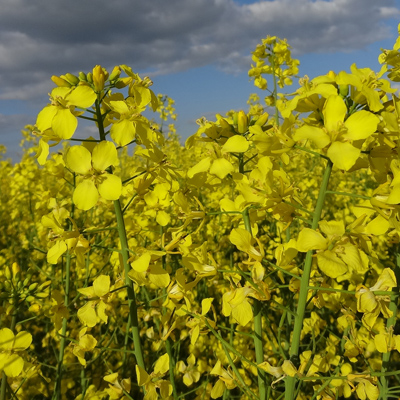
0,0,398,101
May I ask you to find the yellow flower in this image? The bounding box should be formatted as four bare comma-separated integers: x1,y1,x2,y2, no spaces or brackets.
355,268,397,330
65,141,121,210
77,275,111,327
0,328,32,377
293,94,379,170
36,85,96,140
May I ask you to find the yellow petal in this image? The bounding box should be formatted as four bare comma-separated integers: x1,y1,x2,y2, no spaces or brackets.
52,108,78,139
296,228,328,252
364,215,390,235
93,275,110,297
91,141,119,171
374,333,388,353
36,105,57,132
36,139,50,165
318,220,345,238
135,365,150,386
77,302,97,327
211,379,225,399
154,353,169,375
282,360,297,377
66,85,96,108
96,301,108,324
344,111,379,140
47,240,68,264
387,184,400,204
109,100,130,114
132,253,151,273
148,265,170,288
0,328,14,350
97,174,122,200
65,146,92,174
222,135,249,153
323,95,347,131
110,119,136,146
187,157,211,178
293,126,330,149
13,331,32,351
327,141,360,171
73,180,99,210
231,299,253,326
201,298,214,315
209,158,234,179
79,334,97,351
4,354,24,377
156,210,171,227
316,250,348,279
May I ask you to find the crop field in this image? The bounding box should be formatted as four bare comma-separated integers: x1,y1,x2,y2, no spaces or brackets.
0,33,399,400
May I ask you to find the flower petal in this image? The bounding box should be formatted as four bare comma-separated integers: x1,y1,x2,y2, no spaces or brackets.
97,174,122,200
323,95,347,132
222,135,249,153
327,141,360,171
52,108,78,139
92,141,119,171
66,85,96,108
93,275,110,298
344,110,379,140
65,146,92,175
73,180,99,210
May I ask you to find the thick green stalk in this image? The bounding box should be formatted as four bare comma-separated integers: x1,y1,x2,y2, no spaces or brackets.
242,208,266,400
114,199,145,370
285,159,332,400
95,96,145,371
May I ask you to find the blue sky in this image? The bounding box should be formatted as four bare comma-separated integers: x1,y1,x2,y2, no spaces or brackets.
1,0,400,161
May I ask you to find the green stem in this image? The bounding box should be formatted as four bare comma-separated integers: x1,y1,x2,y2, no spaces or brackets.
114,198,145,370
165,338,178,399
242,208,266,400
95,96,145,374
285,159,333,400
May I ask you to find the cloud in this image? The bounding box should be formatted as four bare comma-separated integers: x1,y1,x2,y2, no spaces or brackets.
0,0,398,102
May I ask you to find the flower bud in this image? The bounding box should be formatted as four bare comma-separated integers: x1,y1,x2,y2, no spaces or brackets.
109,66,122,81
86,72,93,84
339,84,349,98
5,266,12,280
63,73,80,86
29,282,39,292
93,65,107,92
51,75,72,87
115,77,132,88
237,110,248,134
79,72,87,81
254,112,269,126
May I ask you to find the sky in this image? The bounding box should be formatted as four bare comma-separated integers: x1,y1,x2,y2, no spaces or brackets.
1,0,400,162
